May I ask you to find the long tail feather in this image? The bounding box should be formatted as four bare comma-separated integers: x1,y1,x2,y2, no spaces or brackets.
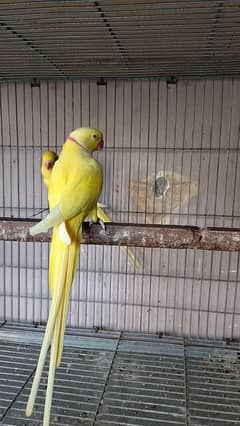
97,206,141,269
41,220,81,424
55,276,72,367
56,225,81,366
43,319,60,426
25,245,68,417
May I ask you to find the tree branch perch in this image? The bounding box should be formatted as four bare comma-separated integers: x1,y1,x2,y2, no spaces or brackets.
0,218,240,251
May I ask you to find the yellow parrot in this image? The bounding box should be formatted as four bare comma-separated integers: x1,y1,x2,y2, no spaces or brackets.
41,150,58,188
26,128,104,425
41,150,141,269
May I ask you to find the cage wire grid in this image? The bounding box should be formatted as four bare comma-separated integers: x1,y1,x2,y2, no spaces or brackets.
1,78,240,339
0,322,240,426
1,1,240,79
1,2,240,426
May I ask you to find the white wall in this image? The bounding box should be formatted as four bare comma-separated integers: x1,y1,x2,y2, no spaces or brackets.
0,79,240,339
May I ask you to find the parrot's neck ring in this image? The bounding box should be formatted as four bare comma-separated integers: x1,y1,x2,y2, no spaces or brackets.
68,136,91,155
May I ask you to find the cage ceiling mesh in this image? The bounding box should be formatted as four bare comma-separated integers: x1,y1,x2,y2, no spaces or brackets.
0,0,240,80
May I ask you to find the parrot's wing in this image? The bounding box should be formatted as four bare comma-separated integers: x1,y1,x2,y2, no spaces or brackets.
30,158,102,235
30,169,102,236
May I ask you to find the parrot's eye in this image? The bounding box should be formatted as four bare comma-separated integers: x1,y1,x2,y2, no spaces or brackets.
92,134,97,140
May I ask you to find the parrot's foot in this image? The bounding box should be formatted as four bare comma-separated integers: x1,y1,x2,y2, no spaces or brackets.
88,218,105,231
88,219,95,228
98,218,105,231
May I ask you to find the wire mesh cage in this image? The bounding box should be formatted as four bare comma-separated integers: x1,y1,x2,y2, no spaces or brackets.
1,1,240,425
1,78,240,340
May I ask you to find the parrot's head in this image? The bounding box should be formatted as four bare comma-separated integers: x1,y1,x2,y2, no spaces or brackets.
68,127,104,153
42,151,58,171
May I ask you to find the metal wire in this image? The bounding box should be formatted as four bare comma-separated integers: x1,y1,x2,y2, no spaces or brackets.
0,323,240,425
1,1,240,79
1,78,240,339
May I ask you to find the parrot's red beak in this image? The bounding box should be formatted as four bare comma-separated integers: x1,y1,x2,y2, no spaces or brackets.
98,139,104,150
45,161,52,170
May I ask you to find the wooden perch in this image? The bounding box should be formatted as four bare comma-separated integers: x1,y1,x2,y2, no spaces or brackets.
0,217,240,251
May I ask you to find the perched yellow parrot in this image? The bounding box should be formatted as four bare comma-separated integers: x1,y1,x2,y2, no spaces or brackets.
26,128,104,425
41,150,141,269
41,150,58,188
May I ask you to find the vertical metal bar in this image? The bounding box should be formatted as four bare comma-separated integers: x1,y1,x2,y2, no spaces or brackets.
15,82,20,323
231,251,240,340
47,80,50,151
170,81,178,335
132,80,141,331
39,81,43,325
210,80,224,339
197,80,207,338
47,79,52,322
78,80,83,328
117,80,125,331
138,80,144,332
152,79,160,333
179,81,188,337
31,82,36,323
146,81,153,333
23,81,27,323
7,82,13,322
89,80,97,329
188,80,197,337
84,80,90,328
96,79,102,329
0,82,6,321
231,81,240,340
97,81,102,328
163,82,170,335
98,80,107,328
189,80,204,336
146,79,159,333
155,81,166,334
124,80,133,331
222,79,234,339
202,80,214,339
108,81,116,329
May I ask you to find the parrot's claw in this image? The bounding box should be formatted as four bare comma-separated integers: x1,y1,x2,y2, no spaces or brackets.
88,219,94,228
98,218,105,231
88,218,105,231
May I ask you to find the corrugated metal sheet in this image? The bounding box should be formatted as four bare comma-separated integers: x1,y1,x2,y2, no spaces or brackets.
0,1,240,79
0,78,240,339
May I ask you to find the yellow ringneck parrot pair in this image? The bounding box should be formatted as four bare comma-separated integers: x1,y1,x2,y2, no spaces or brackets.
26,128,104,425
26,127,141,425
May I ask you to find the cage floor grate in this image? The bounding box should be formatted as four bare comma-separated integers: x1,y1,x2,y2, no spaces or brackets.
0,322,240,425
